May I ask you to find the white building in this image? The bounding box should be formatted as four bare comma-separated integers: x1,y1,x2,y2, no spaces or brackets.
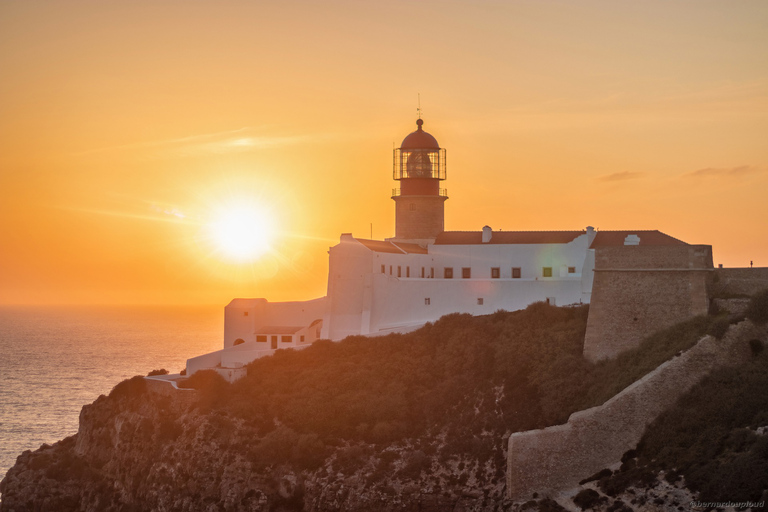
186,119,681,379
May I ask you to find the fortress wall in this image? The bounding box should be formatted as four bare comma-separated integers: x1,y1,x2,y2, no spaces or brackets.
507,320,764,502
583,245,712,362
712,267,768,297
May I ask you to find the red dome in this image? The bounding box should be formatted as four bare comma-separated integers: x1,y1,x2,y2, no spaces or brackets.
400,119,440,149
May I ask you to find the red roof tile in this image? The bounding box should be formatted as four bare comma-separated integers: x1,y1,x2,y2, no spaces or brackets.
589,230,688,248
433,231,586,245
353,238,429,254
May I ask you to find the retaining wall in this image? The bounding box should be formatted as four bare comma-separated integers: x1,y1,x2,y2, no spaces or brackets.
507,320,766,502
712,267,768,297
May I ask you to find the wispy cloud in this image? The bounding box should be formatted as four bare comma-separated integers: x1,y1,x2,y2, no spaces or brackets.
685,165,764,179
597,171,645,182
71,127,312,158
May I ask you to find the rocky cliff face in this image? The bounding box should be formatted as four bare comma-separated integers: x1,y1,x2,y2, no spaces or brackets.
0,377,508,512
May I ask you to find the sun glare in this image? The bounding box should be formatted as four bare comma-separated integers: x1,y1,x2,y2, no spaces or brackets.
205,203,276,261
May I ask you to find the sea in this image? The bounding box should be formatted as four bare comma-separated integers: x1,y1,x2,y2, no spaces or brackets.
0,305,223,480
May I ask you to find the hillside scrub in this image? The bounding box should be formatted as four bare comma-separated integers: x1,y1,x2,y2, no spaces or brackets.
182,302,726,483
600,348,768,503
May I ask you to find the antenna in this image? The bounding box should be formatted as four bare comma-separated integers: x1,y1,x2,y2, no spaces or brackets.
417,93,422,119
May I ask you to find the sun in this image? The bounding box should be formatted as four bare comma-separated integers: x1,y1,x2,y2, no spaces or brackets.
205,203,276,261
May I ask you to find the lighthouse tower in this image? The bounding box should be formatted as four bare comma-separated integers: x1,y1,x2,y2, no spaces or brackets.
389,119,447,244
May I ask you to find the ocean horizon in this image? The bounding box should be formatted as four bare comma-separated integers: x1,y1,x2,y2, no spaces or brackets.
0,304,223,479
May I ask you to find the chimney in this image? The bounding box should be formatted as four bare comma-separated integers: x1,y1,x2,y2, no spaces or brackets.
624,234,640,246
482,226,492,243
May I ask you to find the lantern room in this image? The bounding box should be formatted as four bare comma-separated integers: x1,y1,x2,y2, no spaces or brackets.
389,119,448,243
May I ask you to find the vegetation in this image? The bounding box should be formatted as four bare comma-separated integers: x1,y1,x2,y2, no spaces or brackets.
746,288,768,325
175,301,731,481
599,346,768,503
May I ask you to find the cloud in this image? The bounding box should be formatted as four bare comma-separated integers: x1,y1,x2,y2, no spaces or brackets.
597,171,645,182
685,165,763,179
71,127,312,158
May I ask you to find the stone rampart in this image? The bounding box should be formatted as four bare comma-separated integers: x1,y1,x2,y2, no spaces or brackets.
712,267,768,298
507,320,765,501
583,245,712,362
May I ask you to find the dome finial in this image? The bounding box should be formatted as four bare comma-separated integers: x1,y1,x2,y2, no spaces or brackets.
416,118,424,130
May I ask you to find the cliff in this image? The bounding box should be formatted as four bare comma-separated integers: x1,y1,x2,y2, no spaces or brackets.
2,296,767,512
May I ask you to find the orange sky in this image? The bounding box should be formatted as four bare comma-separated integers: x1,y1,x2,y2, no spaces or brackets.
1,1,766,306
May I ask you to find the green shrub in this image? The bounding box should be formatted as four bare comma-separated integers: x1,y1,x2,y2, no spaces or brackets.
573,488,601,510
746,289,768,324
109,375,147,400
147,368,169,376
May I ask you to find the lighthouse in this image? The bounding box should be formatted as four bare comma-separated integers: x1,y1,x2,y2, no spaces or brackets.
389,119,447,244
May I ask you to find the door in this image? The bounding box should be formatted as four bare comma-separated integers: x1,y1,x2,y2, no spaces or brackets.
271,335,277,349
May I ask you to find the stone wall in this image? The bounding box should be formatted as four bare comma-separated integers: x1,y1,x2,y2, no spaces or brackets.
507,320,765,502
583,245,712,362
393,195,446,240
712,267,768,298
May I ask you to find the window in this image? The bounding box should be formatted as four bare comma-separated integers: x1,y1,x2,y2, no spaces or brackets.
256,335,267,342
542,267,553,277
421,267,425,278
389,265,393,275
512,267,521,279
444,267,453,279
430,267,435,279
546,297,556,306
477,298,484,305
300,335,305,342
234,338,245,346
381,264,385,273
462,267,471,279
409,203,416,211
397,266,401,277
425,298,431,305
244,311,248,316
491,267,500,279
406,266,410,278
281,335,292,343
568,266,576,274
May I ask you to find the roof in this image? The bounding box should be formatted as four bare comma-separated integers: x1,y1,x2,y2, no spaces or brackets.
434,231,586,245
589,230,688,248
401,119,440,149
354,238,429,254
256,326,304,334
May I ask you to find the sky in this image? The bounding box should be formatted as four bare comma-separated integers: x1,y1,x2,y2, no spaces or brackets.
1,0,766,306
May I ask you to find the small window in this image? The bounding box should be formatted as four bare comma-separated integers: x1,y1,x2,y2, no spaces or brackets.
430,267,435,279
389,265,393,275
409,203,415,211
425,298,431,305
256,335,267,343
491,267,500,279
477,298,484,305
444,267,453,279
568,266,576,274
381,264,385,273
300,335,305,342
397,266,402,277
421,267,425,278
543,267,553,277
406,266,410,278
281,335,292,343
512,267,521,279
462,267,471,279
243,311,248,316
